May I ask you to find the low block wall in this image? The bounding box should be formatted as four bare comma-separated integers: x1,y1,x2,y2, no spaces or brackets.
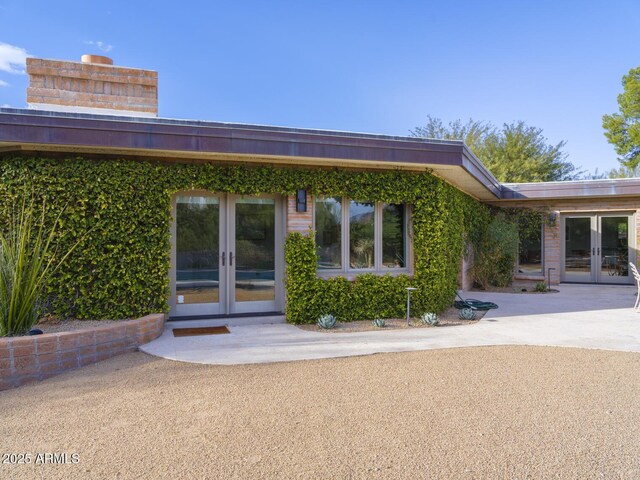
0,313,166,391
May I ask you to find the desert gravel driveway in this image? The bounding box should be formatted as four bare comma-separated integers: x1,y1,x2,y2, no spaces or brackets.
2,345,640,479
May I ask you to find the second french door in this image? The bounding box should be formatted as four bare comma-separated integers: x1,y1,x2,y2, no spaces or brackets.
172,193,283,317
562,213,634,284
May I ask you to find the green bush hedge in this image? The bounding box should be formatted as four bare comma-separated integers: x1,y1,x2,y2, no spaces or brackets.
284,234,412,323
0,156,489,321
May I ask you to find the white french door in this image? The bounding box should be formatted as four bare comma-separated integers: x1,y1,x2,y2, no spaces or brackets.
562,213,635,284
228,195,281,314
171,193,284,317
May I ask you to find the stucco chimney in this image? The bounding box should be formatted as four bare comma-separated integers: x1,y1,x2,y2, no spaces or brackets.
26,55,158,117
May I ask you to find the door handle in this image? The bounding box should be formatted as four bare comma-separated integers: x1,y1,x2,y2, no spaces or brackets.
221,251,225,266
592,247,595,255
229,252,234,266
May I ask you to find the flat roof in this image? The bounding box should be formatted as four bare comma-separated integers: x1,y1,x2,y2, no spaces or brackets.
501,178,640,201
2,108,639,202
0,108,502,200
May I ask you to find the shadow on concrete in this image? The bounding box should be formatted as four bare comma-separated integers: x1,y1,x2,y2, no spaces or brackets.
464,284,637,318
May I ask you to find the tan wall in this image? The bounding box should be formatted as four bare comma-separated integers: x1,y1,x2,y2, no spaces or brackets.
286,192,312,234
543,217,562,284
494,197,640,285
26,57,158,116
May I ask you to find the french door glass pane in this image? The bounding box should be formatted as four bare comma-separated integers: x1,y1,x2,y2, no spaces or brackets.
349,200,375,269
176,196,219,304
382,203,406,268
315,197,342,269
564,217,591,278
600,217,629,278
235,198,275,302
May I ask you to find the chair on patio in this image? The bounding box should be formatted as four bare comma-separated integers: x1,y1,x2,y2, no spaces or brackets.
629,262,640,312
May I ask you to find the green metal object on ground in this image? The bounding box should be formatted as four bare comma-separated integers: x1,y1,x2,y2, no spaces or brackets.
454,293,498,311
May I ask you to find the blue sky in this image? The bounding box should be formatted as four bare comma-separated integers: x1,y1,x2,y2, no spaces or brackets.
1,1,639,175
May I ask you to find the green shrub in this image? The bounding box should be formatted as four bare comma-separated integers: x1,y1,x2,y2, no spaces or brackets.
284,232,462,324
470,213,519,289
283,236,412,323
0,201,79,336
534,281,548,292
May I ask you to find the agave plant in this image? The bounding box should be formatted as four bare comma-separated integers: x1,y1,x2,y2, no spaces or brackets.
372,318,386,328
421,312,439,326
458,308,476,320
0,200,78,337
316,314,337,329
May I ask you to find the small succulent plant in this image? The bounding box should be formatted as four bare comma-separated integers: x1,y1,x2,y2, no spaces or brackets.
534,281,548,292
317,314,337,329
458,308,476,320
372,318,386,328
421,312,439,326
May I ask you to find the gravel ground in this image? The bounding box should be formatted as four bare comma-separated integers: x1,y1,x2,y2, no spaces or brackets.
1,346,639,479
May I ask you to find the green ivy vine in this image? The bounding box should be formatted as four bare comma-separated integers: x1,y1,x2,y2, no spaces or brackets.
0,155,490,321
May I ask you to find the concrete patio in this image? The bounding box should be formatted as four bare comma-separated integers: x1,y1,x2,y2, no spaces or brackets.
140,284,640,364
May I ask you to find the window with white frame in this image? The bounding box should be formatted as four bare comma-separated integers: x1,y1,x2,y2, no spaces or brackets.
315,196,408,273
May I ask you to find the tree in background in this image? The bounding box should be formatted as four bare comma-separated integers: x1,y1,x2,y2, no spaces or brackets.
410,117,493,160
607,165,640,178
410,116,580,183
603,66,640,170
585,165,640,179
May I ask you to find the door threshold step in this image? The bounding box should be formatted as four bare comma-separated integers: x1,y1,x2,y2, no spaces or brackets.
167,314,285,328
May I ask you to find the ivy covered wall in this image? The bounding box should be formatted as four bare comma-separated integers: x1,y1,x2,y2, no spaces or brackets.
285,176,490,323
0,156,490,321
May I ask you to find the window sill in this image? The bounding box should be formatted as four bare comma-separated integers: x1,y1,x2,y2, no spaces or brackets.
317,269,411,281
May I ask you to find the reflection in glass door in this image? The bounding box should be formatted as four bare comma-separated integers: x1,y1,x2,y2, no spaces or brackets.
562,214,634,284
174,195,223,316
598,216,630,283
563,217,593,282
230,197,277,314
